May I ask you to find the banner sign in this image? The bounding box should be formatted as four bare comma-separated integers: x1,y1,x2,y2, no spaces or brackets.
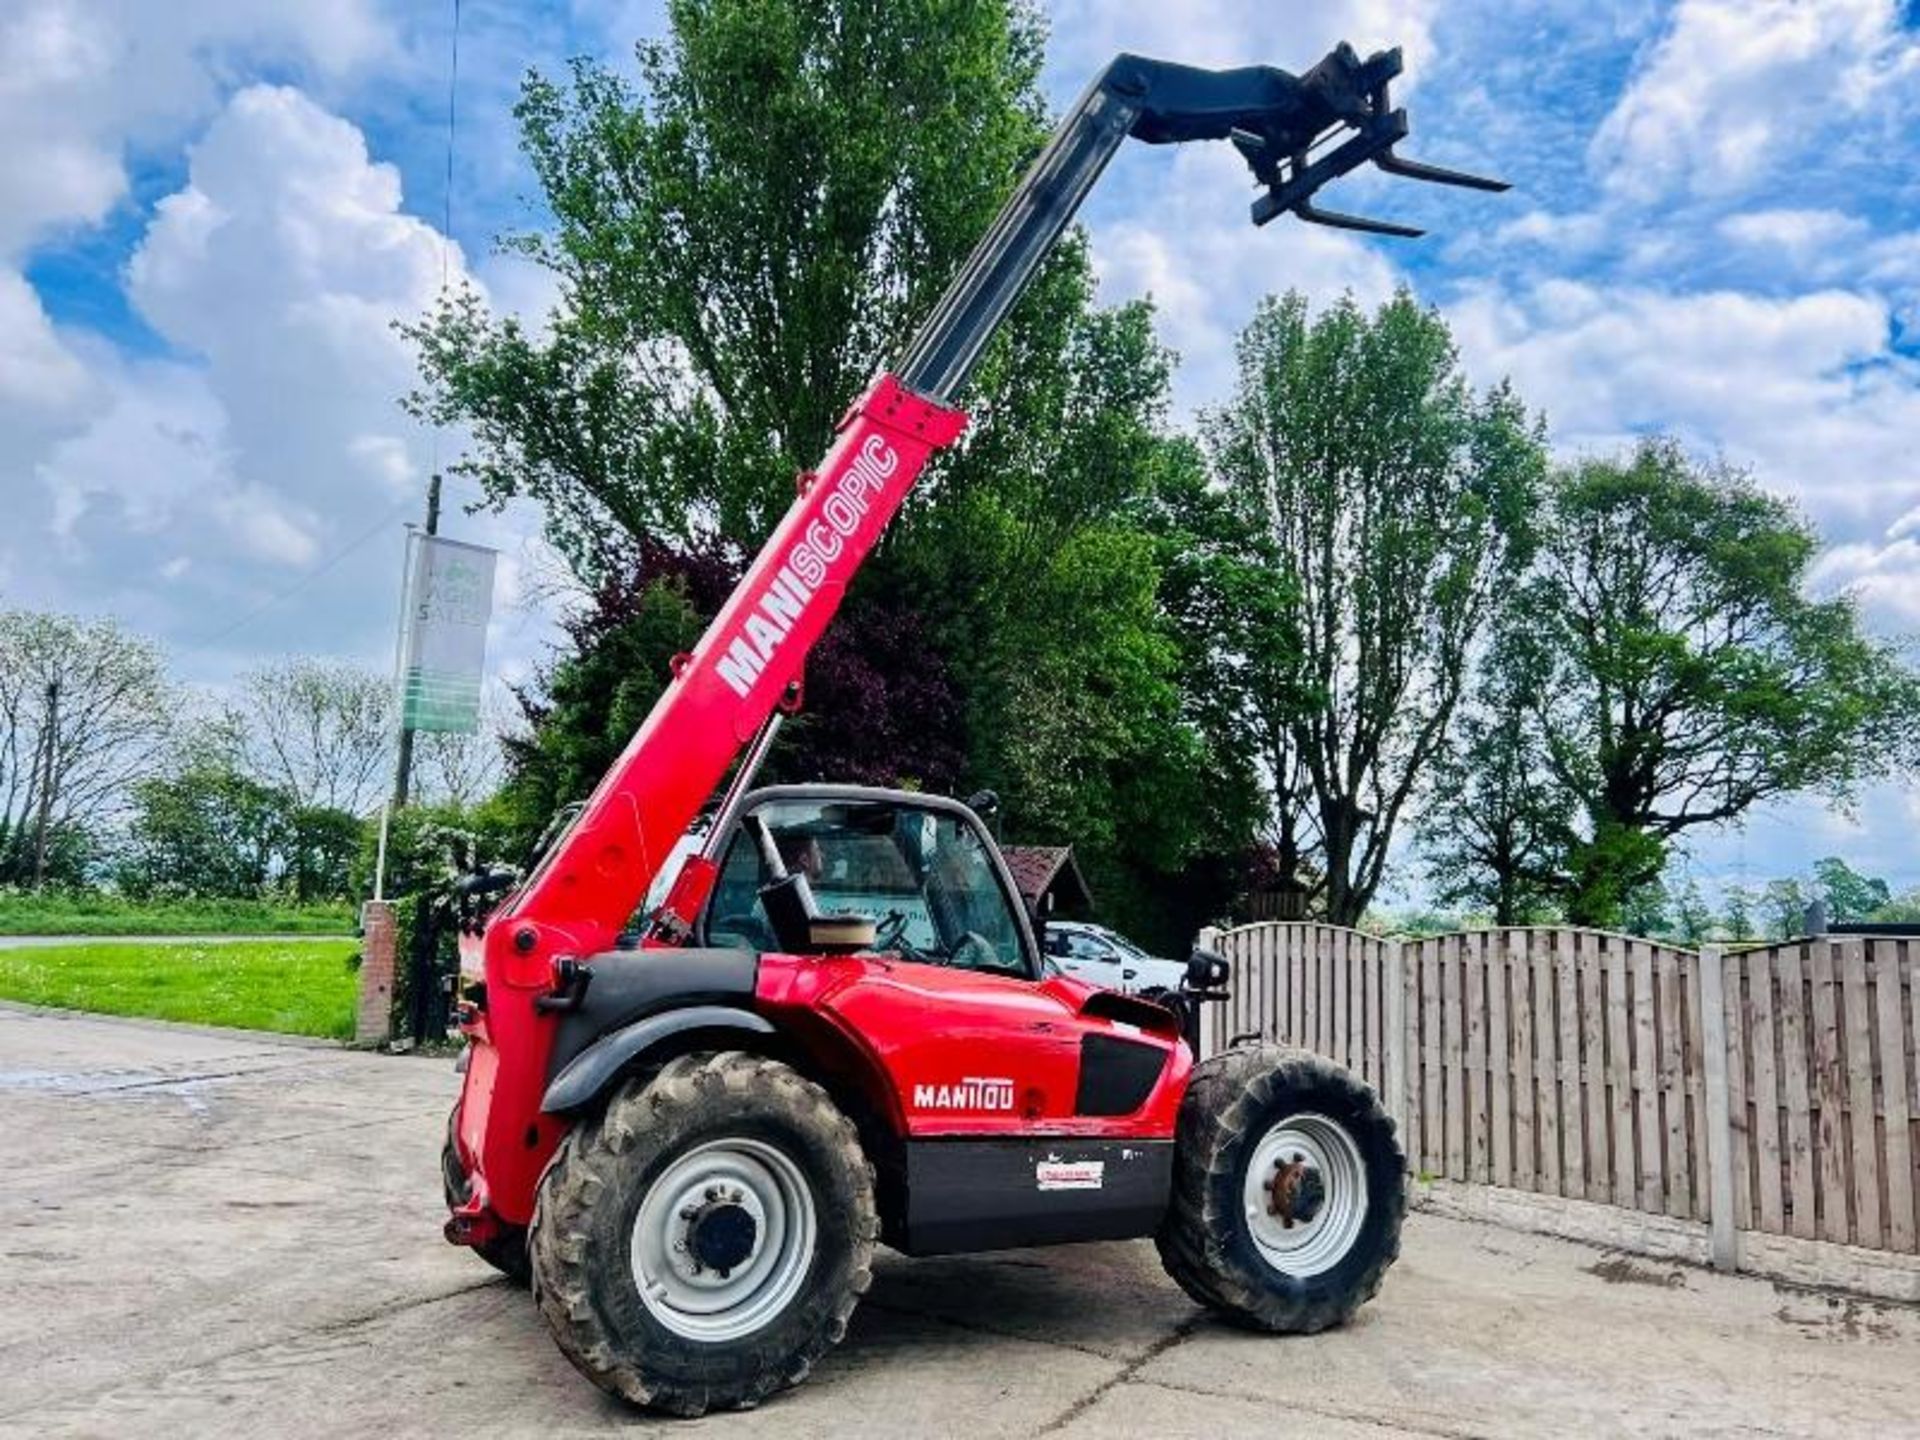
399,534,497,733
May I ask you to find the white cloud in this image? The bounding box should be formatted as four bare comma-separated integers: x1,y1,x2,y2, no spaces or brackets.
1808,536,1920,627
1044,0,1440,81
1448,279,1920,543
1089,143,1404,412
0,0,390,260
1591,0,1919,204
11,81,569,682
0,268,96,428
39,85,465,558
1716,208,1872,264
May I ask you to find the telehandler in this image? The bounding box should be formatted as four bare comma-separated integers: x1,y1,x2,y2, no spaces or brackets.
442,41,1503,1415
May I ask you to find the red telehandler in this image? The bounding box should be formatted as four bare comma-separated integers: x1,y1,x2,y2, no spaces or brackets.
442,42,1504,1415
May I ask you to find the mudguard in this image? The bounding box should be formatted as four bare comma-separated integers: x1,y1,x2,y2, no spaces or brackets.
542,1004,775,1116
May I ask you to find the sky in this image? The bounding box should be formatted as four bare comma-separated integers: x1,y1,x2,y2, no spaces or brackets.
3,0,1918,901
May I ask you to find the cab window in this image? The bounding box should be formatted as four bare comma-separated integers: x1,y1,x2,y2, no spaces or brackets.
705,798,1030,977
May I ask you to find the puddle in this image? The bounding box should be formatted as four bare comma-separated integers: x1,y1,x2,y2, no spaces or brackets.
1585,1255,1688,1289
1773,1290,1913,1343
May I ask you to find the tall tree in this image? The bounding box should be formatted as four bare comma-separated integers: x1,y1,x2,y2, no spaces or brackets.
116,765,291,900
1762,877,1809,941
1721,883,1757,943
1811,856,1890,923
1420,621,1561,925
1671,876,1714,946
232,658,395,817
1207,290,1544,924
417,0,1246,946
0,610,175,886
406,0,1059,575
1522,440,1920,926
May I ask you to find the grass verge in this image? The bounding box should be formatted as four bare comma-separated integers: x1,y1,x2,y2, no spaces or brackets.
0,893,356,937
0,939,360,1039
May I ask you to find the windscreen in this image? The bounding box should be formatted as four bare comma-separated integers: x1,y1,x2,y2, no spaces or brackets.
706,799,1027,975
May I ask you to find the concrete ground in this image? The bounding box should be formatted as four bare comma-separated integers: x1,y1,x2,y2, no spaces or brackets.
2,1004,1917,1439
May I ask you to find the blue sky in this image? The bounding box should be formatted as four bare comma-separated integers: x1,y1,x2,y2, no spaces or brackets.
3,0,1918,903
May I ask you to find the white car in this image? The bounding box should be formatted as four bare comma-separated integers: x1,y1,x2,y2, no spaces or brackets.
1042,920,1187,996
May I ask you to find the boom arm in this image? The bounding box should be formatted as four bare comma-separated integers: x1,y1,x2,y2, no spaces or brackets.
456,43,1502,1230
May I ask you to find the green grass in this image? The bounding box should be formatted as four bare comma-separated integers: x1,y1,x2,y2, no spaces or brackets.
0,939,361,1039
0,892,355,937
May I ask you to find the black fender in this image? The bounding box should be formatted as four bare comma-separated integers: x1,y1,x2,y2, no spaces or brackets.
542,1004,776,1116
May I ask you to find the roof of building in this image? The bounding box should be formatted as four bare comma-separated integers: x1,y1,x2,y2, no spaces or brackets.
999,844,1095,913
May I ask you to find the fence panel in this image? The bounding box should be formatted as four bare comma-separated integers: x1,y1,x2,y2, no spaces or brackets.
1209,923,1920,1263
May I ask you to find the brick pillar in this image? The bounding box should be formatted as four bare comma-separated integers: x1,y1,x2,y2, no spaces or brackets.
357,900,397,1046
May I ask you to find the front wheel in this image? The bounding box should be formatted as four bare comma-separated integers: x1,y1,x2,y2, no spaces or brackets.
1157,1045,1403,1333
529,1051,877,1416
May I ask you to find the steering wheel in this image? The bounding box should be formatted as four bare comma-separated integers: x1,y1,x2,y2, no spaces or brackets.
949,930,999,971
873,910,953,967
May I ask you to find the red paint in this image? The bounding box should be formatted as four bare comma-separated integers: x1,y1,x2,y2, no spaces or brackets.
754,955,1190,1140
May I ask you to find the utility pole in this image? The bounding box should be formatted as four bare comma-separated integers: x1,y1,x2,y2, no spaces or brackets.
391,472,442,813
373,473,441,903
30,680,59,889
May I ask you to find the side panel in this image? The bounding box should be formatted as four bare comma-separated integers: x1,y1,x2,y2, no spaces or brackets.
901,1139,1173,1254
755,954,1190,1140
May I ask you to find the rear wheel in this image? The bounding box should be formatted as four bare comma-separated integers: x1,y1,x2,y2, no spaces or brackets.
529,1051,877,1416
1157,1045,1403,1332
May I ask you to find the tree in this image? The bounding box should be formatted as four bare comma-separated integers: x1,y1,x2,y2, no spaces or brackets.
1621,877,1671,938
1420,623,1561,925
406,0,1059,576
116,765,292,900
1762,877,1809,941
431,1,1250,949
412,700,510,810
1522,440,1920,926
1811,856,1890,923
1205,290,1544,924
1869,887,1920,923
0,609,175,886
1721,883,1757,943
501,541,734,835
231,658,395,817
1671,875,1714,946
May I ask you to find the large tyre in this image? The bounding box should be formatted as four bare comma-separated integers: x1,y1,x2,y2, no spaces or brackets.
529,1051,877,1417
1157,1045,1403,1333
442,1103,531,1286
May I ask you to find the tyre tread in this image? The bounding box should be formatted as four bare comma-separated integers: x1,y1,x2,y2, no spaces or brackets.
529,1050,876,1417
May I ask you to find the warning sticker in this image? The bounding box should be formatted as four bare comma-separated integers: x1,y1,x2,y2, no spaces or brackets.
1036,1159,1105,1192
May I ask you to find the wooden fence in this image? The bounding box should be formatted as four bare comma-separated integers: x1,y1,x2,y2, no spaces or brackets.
1203,923,1920,1263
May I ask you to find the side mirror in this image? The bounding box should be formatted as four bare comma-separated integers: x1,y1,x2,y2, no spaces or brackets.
1185,946,1229,992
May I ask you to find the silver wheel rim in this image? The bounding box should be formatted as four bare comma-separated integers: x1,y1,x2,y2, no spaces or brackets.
1242,1112,1368,1278
630,1137,817,1343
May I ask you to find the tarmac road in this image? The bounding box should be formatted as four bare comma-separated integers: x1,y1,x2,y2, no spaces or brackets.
2,1001,1917,1438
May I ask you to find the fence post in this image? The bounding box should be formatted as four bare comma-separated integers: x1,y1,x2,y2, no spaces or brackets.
1197,926,1223,1058
1385,937,1408,1139
1698,944,1738,1271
